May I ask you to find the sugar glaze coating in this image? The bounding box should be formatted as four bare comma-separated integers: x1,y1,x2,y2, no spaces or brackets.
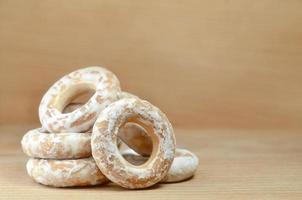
39,66,121,133
91,98,176,189
21,128,91,159
26,157,108,187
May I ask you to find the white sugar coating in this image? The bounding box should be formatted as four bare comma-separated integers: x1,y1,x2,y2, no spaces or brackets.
21,128,91,159
122,148,199,183
91,98,176,189
39,66,121,133
26,157,108,187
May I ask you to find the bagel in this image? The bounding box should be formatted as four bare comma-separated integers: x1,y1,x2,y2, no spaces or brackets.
21,128,91,159
91,98,175,189
39,66,121,133
26,157,108,187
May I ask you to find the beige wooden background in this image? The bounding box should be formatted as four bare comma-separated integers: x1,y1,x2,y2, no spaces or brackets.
0,0,302,129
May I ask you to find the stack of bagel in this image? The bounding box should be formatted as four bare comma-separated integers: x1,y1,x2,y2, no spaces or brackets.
21,66,198,189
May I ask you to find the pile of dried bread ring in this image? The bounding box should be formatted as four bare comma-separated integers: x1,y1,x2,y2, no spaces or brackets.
21,66,199,189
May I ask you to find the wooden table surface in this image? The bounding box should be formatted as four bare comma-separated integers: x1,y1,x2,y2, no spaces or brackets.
0,125,301,199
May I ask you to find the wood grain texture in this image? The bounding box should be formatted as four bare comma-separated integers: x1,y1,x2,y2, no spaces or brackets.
1,0,302,129
0,125,302,199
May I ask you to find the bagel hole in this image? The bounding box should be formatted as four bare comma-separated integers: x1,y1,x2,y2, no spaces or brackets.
61,83,96,113
118,120,155,166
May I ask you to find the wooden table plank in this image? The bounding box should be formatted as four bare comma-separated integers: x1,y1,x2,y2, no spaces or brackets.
0,125,301,199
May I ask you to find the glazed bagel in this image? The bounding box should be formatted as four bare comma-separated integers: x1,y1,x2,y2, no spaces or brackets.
91,98,175,189
39,66,121,133
21,128,91,159
26,157,108,187
122,148,199,183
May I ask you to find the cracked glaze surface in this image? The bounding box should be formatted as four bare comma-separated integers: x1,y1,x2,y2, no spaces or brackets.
91,98,176,189
21,128,91,159
39,66,121,133
26,157,108,187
